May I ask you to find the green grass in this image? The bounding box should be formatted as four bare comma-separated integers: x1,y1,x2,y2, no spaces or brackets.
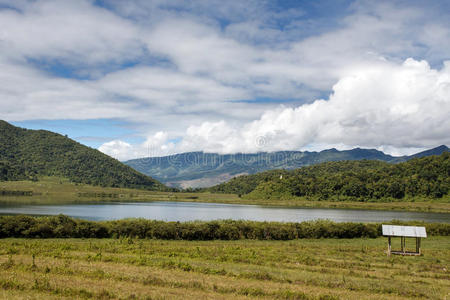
0,237,449,299
1,177,450,213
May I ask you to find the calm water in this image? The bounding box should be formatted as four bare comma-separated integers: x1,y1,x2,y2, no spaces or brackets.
0,201,448,223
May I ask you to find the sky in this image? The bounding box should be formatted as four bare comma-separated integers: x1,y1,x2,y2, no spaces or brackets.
1,0,450,161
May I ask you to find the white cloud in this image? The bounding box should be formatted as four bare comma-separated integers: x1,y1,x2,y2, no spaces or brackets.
99,131,176,161
1,0,450,158
0,58,138,121
98,140,134,161
228,58,450,153
0,0,141,66
100,58,450,158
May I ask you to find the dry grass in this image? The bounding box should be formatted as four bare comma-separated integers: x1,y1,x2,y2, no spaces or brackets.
0,237,449,299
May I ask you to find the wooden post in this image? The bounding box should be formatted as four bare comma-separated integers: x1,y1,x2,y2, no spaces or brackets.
418,238,421,255
388,236,391,256
416,237,419,254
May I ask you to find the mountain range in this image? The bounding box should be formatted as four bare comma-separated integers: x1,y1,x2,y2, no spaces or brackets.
1,119,447,190
125,145,449,188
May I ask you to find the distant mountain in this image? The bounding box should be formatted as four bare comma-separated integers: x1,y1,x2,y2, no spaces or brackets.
125,145,449,188
0,120,166,190
402,145,450,160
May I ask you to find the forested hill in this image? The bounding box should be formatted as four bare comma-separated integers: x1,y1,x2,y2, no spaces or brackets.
0,120,166,190
207,152,450,201
125,145,449,188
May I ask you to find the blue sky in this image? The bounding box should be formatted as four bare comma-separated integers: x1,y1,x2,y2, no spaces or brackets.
1,0,449,159
12,119,143,148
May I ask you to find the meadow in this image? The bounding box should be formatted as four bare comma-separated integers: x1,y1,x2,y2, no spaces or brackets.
1,177,449,213
0,237,448,299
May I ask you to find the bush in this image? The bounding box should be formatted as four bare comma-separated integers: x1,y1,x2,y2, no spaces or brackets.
0,215,448,240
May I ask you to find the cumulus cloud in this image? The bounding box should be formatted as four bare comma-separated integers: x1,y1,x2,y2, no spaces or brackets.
99,131,176,161
183,58,450,154
100,58,450,159
98,140,134,161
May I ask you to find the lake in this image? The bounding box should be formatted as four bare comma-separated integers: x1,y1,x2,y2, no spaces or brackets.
0,201,448,223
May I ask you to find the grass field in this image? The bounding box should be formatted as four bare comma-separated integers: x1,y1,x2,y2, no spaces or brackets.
0,237,449,299
1,177,449,213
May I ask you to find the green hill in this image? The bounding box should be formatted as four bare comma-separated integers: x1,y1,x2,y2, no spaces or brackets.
207,152,450,201
0,120,165,190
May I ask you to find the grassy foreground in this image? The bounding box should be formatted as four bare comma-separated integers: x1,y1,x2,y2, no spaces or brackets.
1,177,450,213
0,237,449,299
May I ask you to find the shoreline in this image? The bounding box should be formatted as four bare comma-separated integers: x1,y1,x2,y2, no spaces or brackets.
1,177,449,214
1,195,449,214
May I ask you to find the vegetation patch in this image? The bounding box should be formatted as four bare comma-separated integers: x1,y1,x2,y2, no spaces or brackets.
0,215,448,240
0,190,33,196
208,153,450,203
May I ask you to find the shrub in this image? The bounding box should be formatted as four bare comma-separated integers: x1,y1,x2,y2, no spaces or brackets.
0,215,448,240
